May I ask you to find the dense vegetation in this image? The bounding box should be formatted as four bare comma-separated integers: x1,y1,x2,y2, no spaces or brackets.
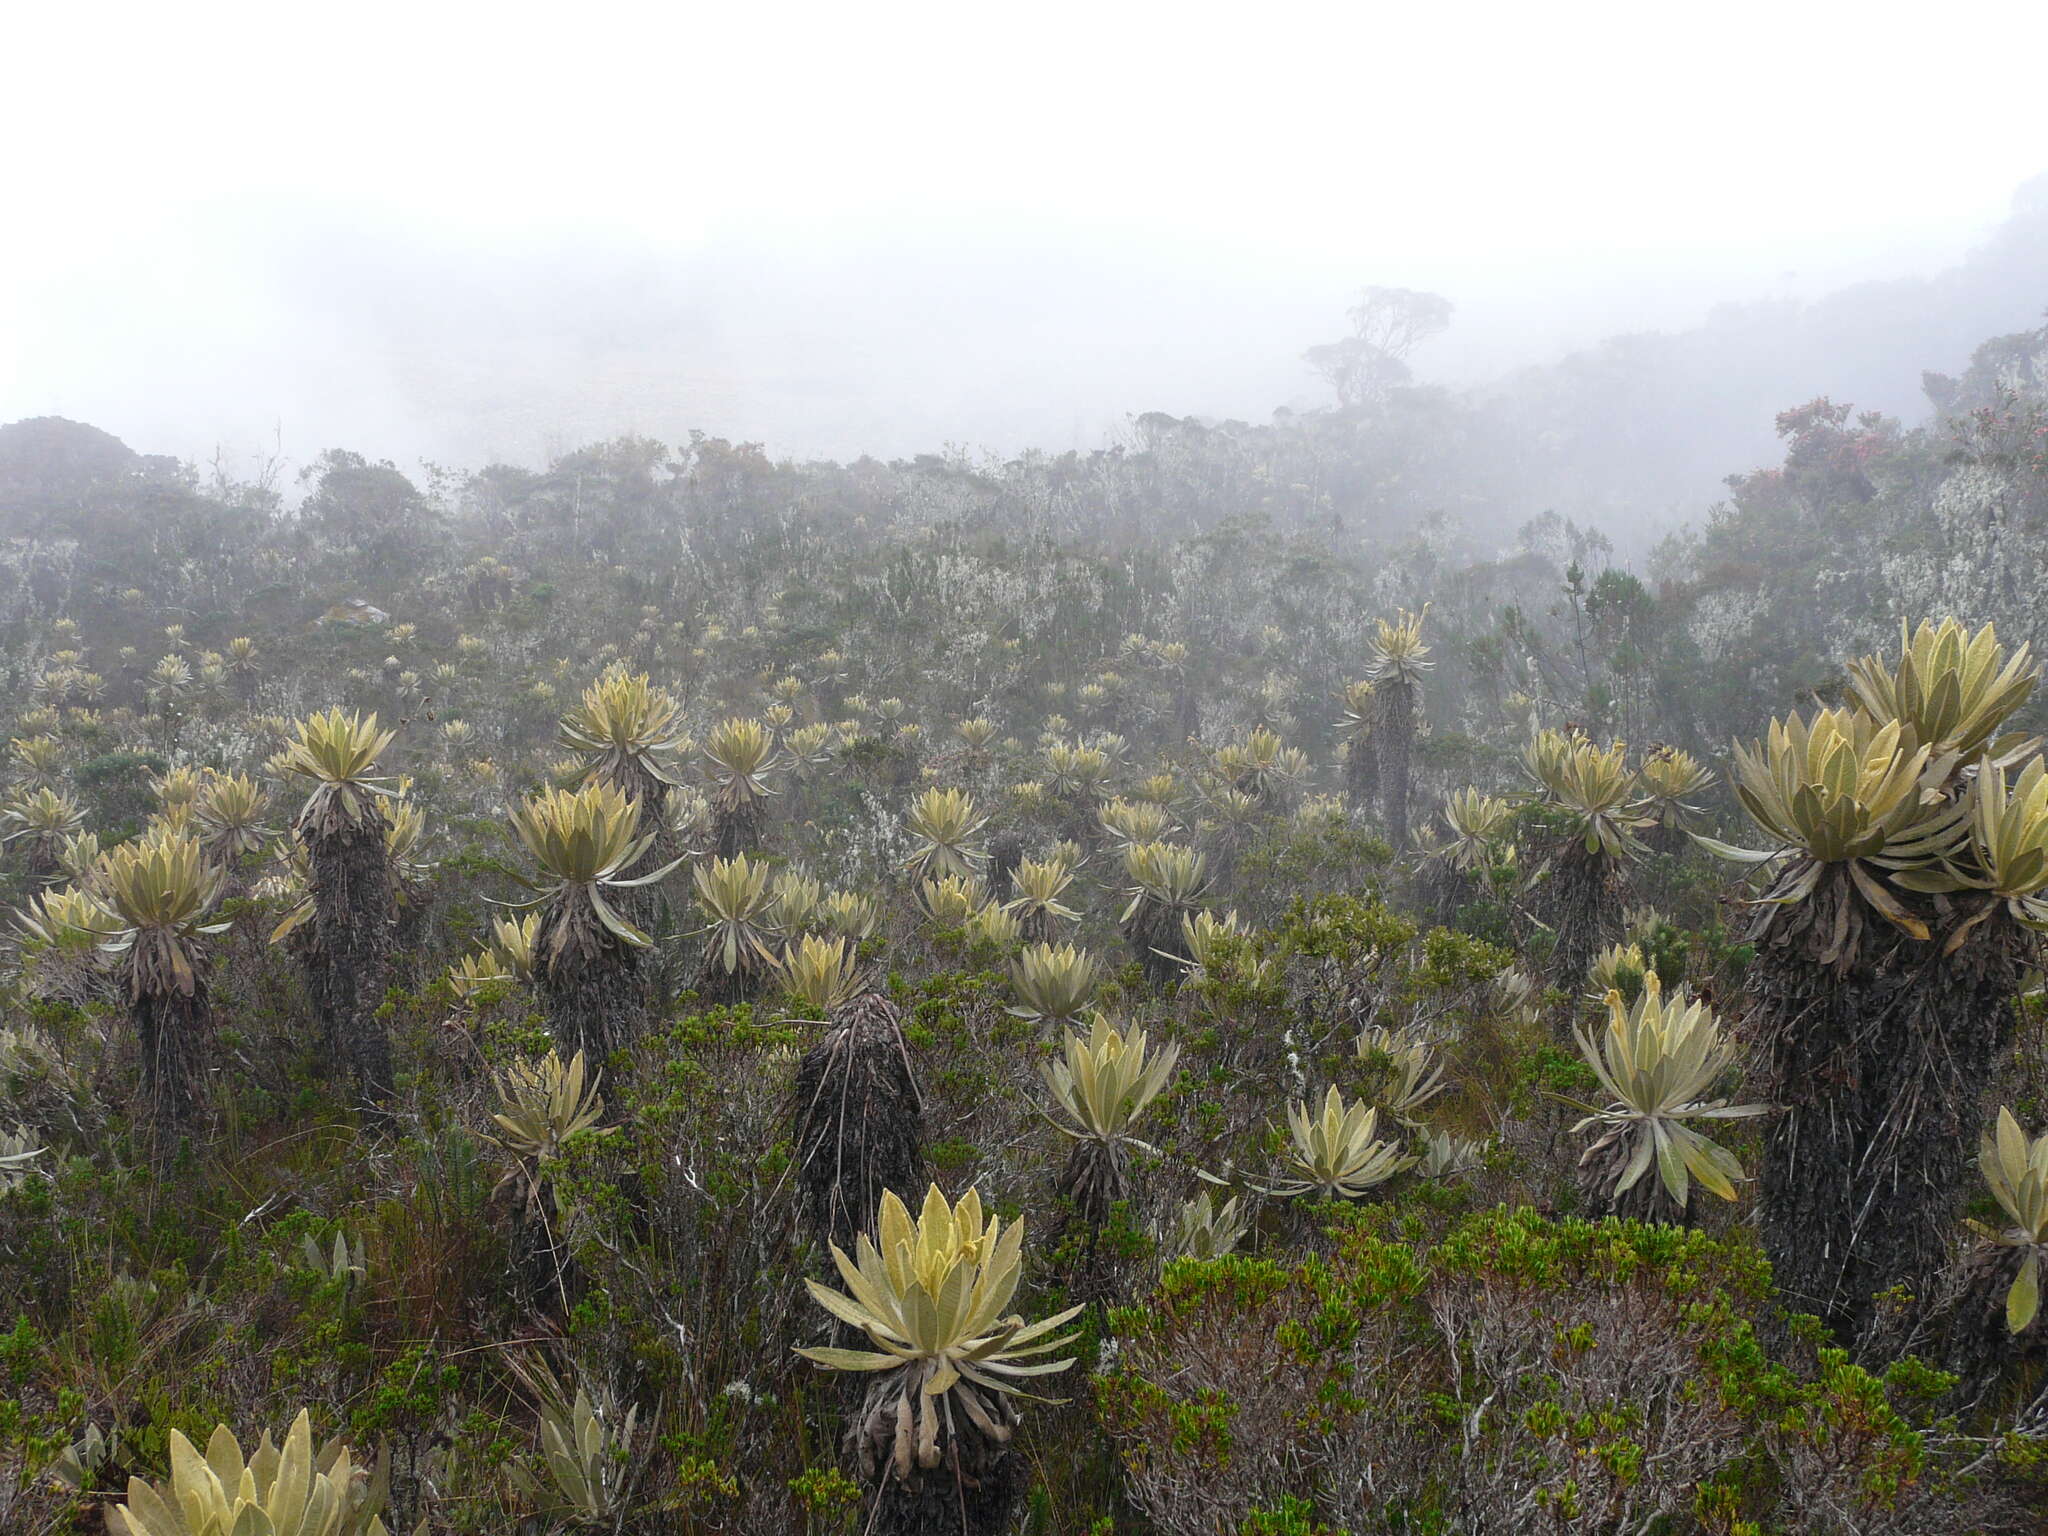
1,311,2047,1534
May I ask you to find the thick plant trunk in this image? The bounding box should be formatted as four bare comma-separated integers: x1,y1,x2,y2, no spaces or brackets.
22,842,60,889
285,918,337,1038
1644,819,1688,859
1054,1137,1132,1304
536,926,643,1062
495,1174,577,1315
985,831,1024,905
1056,1137,1127,1233
1345,724,1379,818
852,1377,1021,1536
713,801,763,860
610,760,669,824
1846,930,2026,1333
1575,1134,1687,1226
390,875,433,960
1122,898,1183,987
1377,681,1413,851
1755,886,2028,1339
868,1452,1021,1536
1753,933,1879,1331
692,950,764,1007
792,994,923,1253
1020,908,1063,946
1419,859,1477,928
134,985,212,1135
1545,842,1619,1000
303,817,396,1106
213,864,253,912
1933,1242,2048,1410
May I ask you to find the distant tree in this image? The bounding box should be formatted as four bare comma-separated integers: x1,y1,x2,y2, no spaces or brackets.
0,417,139,521
297,449,444,567
1305,287,1454,407
1347,286,1456,365
511,435,673,557
1585,567,1656,741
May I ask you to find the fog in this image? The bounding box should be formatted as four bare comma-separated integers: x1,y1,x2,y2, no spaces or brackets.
16,11,2048,1495
7,1,2048,510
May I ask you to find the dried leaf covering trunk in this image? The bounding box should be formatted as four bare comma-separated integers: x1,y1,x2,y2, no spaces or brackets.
1419,859,1478,929
864,1433,1021,1536
1054,1138,1133,1305
793,993,924,1254
606,759,677,934
1932,1242,2048,1406
1019,908,1062,947
1174,682,1201,747
285,918,336,1040
692,951,763,1008
1849,936,2026,1334
1345,721,1380,818
1056,1140,1124,1230
135,985,213,1135
1752,933,1880,1331
985,830,1024,906
1643,819,1690,859
1376,678,1414,851
1755,896,2028,1339
1545,842,1619,1002
303,815,396,1105
535,917,644,1063
21,842,60,889
494,1171,577,1316
1574,1134,1688,1226
1122,898,1183,987
844,1363,1025,1536
713,801,763,861
392,875,431,949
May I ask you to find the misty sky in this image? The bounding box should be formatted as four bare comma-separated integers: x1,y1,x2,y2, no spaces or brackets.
7,1,2048,475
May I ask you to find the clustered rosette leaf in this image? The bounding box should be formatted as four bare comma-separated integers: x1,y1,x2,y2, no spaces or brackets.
1565,976,1766,1211
1433,786,1513,872
108,1408,391,1536
901,786,989,882
1366,606,1433,688
701,717,781,815
193,772,272,862
691,852,783,978
776,932,866,1015
557,665,689,790
1970,1106,2048,1333
1008,942,1100,1027
795,1185,1082,1483
93,831,232,1000
279,709,398,837
1524,732,1653,861
486,1048,610,1161
506,781,679,957
1265,1086,1418,1201
1041,1014,1179,1149
1701,620,2048,954
1637,746,1714,829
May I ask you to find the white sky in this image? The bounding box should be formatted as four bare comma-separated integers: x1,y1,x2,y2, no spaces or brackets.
5,0,2048,468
